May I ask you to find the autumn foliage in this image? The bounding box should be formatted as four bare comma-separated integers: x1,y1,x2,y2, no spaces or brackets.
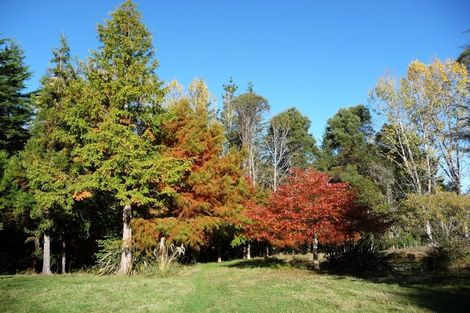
247,168,376,247
132,84,251,251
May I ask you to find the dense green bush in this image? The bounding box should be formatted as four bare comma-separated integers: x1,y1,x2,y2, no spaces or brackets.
322,236,391,274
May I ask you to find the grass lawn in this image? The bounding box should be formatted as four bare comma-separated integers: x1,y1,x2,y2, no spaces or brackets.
1,257,469,313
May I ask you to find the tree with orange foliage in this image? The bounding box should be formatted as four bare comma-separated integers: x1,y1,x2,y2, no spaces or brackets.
248,168,377,269
133,80,251,261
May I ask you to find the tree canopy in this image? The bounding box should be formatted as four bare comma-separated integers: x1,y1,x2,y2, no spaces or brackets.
0,0,468,275
0,38,32,153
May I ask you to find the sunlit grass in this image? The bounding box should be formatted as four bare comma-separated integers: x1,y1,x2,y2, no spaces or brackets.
1,258,469,313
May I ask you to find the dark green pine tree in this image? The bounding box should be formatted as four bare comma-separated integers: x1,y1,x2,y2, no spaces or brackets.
317,105,389,214
74,0,187,275
23,34,77,275
262,107,317,190
270,107,317,168
0,38,32,153
319,105,374,170
0,39,35,273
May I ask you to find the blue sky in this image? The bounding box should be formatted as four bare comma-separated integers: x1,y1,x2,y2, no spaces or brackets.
1,0,469,142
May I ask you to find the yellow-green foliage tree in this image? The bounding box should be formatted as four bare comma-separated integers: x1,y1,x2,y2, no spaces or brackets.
372,59,469,194
371,59,469,244
72,1,187,275
404,192,469,240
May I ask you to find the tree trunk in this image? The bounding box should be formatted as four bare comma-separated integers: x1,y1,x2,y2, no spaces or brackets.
425,221,433,243
217,246,222,263
29,236,40,273
265,245,270,258
42,232,52,275
246,243,251,260
119,204,132,275
61,239,66,274
312,234,319,271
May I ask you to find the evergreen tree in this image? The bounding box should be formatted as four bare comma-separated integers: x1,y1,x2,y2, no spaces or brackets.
319,105,374,169
317,105,388,214
0,151,36,273
74,0,186,275
277,108,317,169
0,38,36,273
0,38,32,153
23,35,77,275
262,108,317,190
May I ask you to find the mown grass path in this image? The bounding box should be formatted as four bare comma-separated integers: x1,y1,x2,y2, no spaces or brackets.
1,259,469,313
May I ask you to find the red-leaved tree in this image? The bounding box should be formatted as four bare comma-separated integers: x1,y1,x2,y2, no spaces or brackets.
247,168,375,269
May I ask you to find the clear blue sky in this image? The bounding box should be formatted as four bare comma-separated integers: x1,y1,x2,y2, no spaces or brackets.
1,0,469,142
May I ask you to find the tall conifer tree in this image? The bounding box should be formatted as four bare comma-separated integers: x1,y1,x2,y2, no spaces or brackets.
23,35,77,275
74,0,186,274
0,38,32,153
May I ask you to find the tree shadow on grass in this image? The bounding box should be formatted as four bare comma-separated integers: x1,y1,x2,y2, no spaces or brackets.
226,257,470,313
225,256,315,270
372,272,470,313
403,283,469,313
325,270,470,313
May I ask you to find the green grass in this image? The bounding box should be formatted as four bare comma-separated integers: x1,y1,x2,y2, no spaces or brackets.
1,257,469,313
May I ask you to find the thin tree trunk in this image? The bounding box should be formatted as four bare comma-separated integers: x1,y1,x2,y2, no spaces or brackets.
29,236,40,273
61,239,66,274
246,243,251,260
217,246,222,263
42,232,52,275
243,245,247,259
265,245,270,258
312,234,319,270
119,204,132,275
425,221,433,243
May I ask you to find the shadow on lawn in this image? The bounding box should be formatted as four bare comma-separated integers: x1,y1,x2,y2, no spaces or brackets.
406,284,470,313
225,256,315,271
226,257,470,313
354,272,470,313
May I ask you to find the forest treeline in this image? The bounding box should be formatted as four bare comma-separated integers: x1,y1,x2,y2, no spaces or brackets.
1,1,469,275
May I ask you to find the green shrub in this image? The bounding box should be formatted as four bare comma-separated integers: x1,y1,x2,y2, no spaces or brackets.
422,237,470,272
94,236,185,276
94,237,122,275
322,236,391,274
